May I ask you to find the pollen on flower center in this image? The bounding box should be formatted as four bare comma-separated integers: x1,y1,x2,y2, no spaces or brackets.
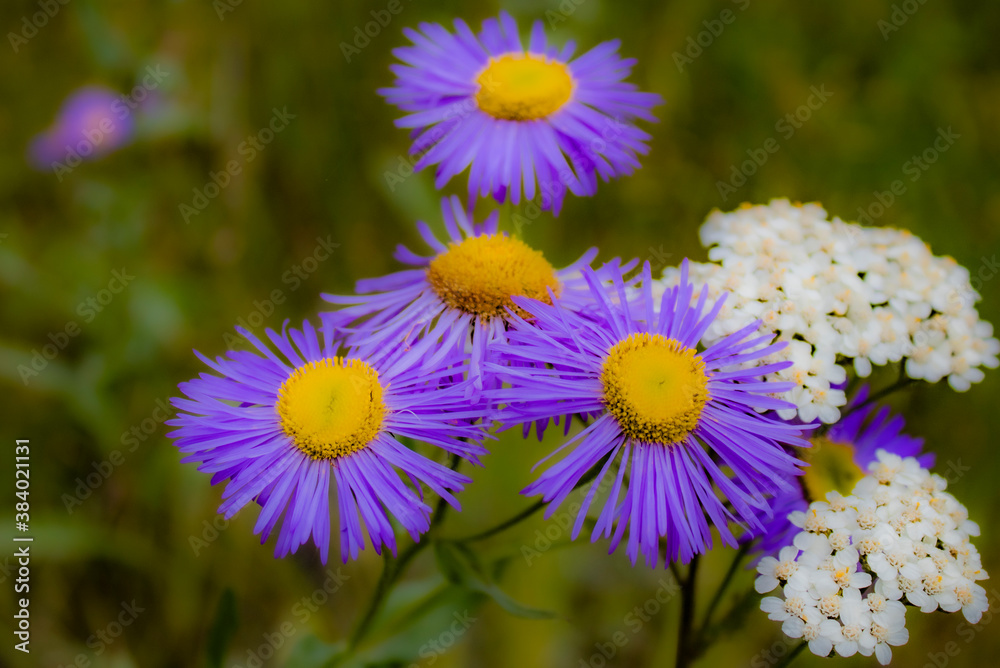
800,436,866,503
276,358,386,460
601,333,709,444
475,53,573,121
426,234,560,320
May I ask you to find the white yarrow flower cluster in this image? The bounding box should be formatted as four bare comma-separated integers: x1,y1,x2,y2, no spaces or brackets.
755,451,989,665
658,200,999,422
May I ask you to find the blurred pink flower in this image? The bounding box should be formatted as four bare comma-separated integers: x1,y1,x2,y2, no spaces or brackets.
28,86,136,171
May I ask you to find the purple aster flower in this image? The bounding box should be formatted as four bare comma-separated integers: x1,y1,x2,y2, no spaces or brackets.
379,12,663,214
750,385,934,559
167,319,488,563
322,196,634,398
28,86,135,170
487,262,809,566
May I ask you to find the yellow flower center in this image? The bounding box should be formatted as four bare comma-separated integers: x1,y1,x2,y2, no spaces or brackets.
475,54,573,121
601,333,710,444
276,358,386,460
800,436,865,502
426,234,560,320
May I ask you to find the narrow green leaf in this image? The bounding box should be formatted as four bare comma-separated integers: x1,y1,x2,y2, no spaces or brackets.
205,588,239,668
286,634,347,668
433,541,554,620
433,540,473,585
477,582,555,620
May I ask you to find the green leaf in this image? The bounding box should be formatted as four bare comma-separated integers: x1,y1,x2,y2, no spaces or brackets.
75,1,131,68
205,588,239,668
433,541,554,620
700,584,759,654
286,635,347,668
475,581,554,620
350,585,479,666
433,539,481,585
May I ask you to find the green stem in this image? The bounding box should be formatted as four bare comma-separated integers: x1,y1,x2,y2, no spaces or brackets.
455,463,602,544
347,453,460,651
378,582,452,638
774,641,807,668
675,555,700,668
459,498,547,543
842,370,916,418
699,542,749,637
348,550,396,650
669,560,683,587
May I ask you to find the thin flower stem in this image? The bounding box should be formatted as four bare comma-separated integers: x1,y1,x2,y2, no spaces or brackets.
774,640,807,668
380,582,452,635
841,370,916,419
347,453,461,651
675,554,700,668
669,560,683,587
698,542,750,637
459,498,547,543
348,549,396,650
455,463,602,544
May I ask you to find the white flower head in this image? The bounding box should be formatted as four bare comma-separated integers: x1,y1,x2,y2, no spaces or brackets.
659,200,999,422
757,451,989,665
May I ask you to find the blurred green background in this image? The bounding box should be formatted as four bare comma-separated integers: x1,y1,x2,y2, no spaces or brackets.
2,0,999,666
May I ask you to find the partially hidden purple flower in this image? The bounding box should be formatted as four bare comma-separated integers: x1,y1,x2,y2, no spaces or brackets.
321,196,634,398
28,86,135,171
487,261,809,566
750,385,934,559
379,11,663,214
167,319,489,563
